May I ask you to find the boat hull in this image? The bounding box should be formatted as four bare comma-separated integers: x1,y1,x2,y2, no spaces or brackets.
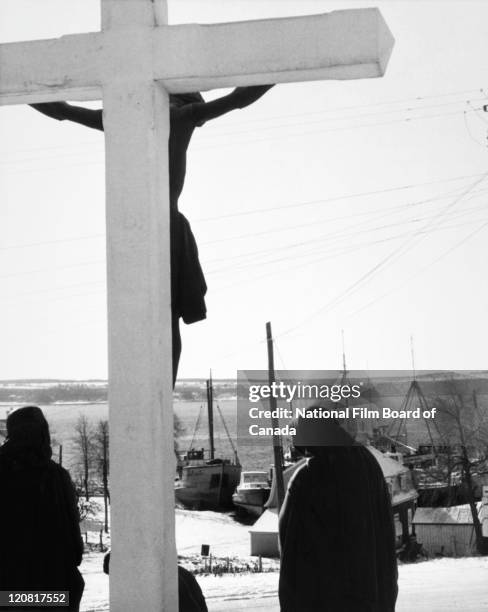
232,487,270,517
175,462,241,510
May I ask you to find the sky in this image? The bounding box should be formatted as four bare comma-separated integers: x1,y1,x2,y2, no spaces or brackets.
1,0,488,380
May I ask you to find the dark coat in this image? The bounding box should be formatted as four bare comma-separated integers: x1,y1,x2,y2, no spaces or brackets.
0,446,84,611
171,210,207,325
177,566,208,612
279,446,398,612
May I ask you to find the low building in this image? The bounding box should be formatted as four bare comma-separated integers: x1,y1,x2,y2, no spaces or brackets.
250,445,418,557
413,501,488,557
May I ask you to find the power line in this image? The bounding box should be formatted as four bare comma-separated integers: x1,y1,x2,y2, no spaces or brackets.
201,97,488,140
201,192,488,271
0,234,105,252
0,183,484,279
347,221,488,319
467,99,488,126
0,140,102,159
2,217,484,301
463,112,488,149
1,280,106,302
0,260,104,281
192,106,486,152
201,184,488,245
206,87,487,128
210,217,488,294
203,196,488,271
5,97,480,167
195,171,488,222
273,172,488,341
3,87,482,158
3,101,486,173
206,214,488,278
1,158,105,176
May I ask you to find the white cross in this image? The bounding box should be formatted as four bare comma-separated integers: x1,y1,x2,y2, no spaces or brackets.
0,2,394,609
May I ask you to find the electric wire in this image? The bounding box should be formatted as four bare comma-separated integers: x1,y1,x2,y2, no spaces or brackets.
209,216,488,292
200,184,488,245
192,107,486,152
347,221,488,319
201,97,488,139
272,172,488,341
204,197,488,274
195,171,488,222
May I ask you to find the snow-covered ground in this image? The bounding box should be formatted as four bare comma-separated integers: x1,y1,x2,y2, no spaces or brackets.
81,554,488,611
79,506,488,611
176,508,252,558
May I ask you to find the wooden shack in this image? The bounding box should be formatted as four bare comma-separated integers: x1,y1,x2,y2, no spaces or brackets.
412,502,488,557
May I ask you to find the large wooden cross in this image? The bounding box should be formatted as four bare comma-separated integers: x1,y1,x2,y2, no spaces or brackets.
0,1,394,609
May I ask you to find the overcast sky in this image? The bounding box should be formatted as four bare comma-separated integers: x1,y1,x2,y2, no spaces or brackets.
1,0,488,380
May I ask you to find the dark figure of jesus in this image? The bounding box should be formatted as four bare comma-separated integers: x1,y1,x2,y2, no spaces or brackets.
31,85,273,385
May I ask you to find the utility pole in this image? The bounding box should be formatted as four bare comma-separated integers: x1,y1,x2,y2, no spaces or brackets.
266,322,285,511
206,374,215,461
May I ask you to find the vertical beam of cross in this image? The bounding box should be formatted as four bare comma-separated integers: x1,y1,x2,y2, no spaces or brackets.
104,79,177,612
101,1,178,610
101,0,168,28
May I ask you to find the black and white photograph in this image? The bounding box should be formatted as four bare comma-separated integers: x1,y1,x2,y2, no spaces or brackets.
1,1,488,610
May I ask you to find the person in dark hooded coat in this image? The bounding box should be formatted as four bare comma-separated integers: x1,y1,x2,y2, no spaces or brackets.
0,406,84,611
279,410,398,612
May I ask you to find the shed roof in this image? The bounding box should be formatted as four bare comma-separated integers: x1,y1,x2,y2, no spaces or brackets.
249,508,278,534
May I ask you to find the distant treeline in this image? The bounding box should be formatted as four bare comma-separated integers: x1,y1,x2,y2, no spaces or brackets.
0,384,108,405
0,380,237,404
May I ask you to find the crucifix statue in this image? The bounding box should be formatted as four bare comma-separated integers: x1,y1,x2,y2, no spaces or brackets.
0,1,394,609
29,85,275,387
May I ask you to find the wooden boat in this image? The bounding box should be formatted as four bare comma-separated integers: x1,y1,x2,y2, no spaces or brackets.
175,450,241,509
174,375,241,510
232,470,271,517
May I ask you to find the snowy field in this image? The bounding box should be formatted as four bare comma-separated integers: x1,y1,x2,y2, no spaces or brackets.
81,555,488,611
79,506,488,612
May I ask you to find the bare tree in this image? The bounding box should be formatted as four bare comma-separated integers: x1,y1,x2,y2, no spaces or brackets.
94,420,110,533
174,412,185,453
72,414,96,501
434,378,488,555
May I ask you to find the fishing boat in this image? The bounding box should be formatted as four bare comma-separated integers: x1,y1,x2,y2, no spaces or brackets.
232,470,271,517
175,375,241,510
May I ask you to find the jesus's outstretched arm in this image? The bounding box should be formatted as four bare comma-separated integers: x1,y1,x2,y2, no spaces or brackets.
30,102,103,131
190,85,274,124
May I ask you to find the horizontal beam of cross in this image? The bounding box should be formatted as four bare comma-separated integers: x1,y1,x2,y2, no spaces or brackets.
0,34,103,105
0,8,394,105
157,9,395,93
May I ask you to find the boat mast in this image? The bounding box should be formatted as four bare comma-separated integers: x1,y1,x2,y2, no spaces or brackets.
207,371,215,461
341,328,347,381
266,321,285,511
